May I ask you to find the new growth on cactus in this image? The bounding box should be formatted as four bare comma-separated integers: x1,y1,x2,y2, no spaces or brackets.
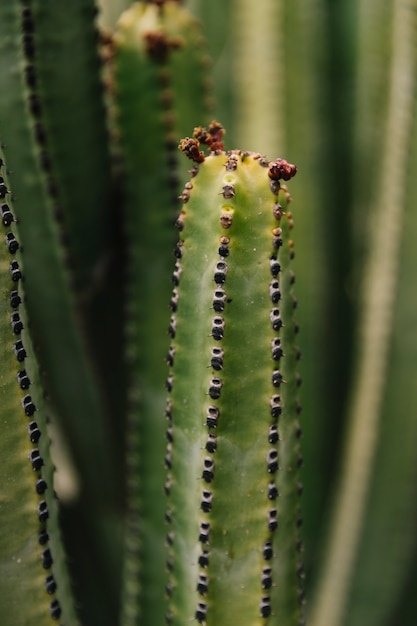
159,124,303,625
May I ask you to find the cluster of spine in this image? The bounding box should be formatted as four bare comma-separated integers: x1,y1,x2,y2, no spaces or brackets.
0,160,63,623
162,126,304,625
18,2,74,277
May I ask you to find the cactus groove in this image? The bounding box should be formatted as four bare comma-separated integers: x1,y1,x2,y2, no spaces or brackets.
162,125,303,626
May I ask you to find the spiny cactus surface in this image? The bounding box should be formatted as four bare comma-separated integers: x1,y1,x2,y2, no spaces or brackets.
0,155,79,625
161,125,304,626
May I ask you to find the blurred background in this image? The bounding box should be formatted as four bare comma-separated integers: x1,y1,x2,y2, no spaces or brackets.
95,1,417,624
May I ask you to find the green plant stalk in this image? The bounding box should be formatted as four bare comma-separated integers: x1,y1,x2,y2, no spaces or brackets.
0,0,117,507
113,3,212,624
165,134,303,625
0,4,122,620
0,155,79,625
309,2,417,624
26,0,113,292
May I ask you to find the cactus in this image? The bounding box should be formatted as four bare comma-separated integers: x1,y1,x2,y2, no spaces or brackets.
163,129,303,625
1,0,417,625
0,153,79,625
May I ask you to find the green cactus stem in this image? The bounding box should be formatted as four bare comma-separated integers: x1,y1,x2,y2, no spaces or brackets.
0,0,118,507
162,125,303,625
0,154,79,625
113,4,213,624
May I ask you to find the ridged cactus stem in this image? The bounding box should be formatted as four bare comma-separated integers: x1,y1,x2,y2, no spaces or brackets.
0,154,78,624
114,4,213,623
309,2,417,624
163,126,303,625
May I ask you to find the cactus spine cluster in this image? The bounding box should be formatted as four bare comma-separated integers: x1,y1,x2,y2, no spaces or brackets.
160,126,303,625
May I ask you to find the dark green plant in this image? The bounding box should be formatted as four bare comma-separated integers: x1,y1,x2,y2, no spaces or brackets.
1,1,417,625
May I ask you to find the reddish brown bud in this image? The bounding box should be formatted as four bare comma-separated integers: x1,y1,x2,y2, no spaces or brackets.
268,159,297,182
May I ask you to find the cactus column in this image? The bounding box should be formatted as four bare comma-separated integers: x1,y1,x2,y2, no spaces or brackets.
163,126,304,626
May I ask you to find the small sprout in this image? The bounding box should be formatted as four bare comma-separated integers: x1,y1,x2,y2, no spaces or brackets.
194,121,225,151
268,158,297,182
178,137,205,163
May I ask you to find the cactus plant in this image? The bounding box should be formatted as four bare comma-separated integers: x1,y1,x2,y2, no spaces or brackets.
1,0,417,625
